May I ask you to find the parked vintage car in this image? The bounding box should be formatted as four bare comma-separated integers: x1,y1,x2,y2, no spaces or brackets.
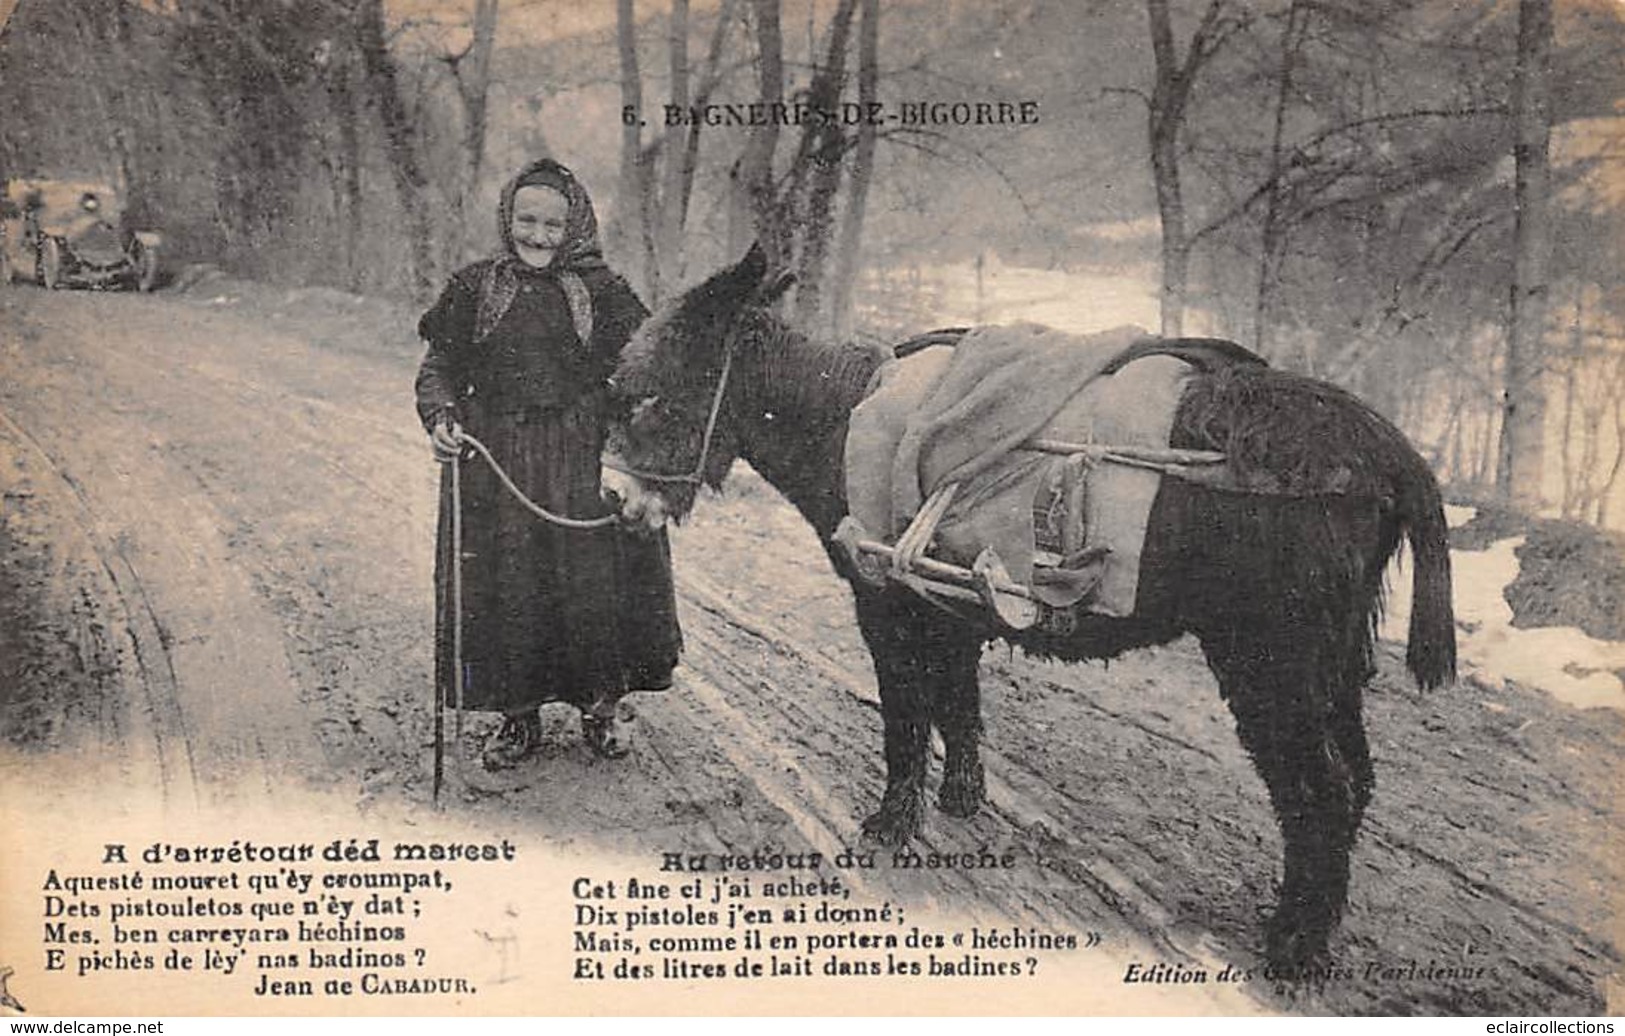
0,177,161,291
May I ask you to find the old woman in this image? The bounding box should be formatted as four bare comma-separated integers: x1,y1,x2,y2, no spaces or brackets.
414,158,681,768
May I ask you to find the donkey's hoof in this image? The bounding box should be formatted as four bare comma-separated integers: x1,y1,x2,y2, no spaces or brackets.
937,772,986,818
860,802,923,846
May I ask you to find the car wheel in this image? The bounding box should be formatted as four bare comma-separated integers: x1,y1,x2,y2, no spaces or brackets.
133,241,159,292
36,236,62,289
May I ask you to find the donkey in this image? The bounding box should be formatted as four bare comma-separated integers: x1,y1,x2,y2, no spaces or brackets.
604,244,1455,965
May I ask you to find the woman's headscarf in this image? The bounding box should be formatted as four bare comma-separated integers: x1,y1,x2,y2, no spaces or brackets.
496,158,606,270
476,158,606,344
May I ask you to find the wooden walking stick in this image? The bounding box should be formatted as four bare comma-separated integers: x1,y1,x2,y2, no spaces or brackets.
430,429,615,803
434,446,465,805
452,442,466,753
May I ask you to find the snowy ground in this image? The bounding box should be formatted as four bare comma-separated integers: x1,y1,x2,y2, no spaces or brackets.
1381,505,1625,712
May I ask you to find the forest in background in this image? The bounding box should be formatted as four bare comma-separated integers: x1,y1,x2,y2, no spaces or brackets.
0,0,1622,526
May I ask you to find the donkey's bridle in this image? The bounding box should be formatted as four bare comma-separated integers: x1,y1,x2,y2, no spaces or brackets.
604,321,741,487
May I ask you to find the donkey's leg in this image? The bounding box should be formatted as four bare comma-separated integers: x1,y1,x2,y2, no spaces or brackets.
1203,634,1364,966
1328,640,1376,840
853,591,937,844
931,634,986,818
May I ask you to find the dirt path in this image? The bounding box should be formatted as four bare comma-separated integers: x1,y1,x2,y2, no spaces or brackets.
0,282,1618,1015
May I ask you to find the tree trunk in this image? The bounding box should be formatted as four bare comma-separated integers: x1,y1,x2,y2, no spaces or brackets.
615,0,649,292
789,0,858,329
356,0,436,300
1143,0,1241,339
1149,135,1188,337
828,0,878,338
652,0,690,301
1147,0,1188,337
1496,0,1552,509
331,51,365,292
731,0,784,264
1602,372,1625,527
463,0,499,195
1558,304,1578,517
644,0,742,297
444,0,501,264
1255,1,1305,361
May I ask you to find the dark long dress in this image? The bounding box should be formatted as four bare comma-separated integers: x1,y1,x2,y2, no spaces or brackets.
415,260,681,714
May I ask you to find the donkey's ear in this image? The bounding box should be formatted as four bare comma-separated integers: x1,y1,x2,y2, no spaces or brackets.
736,242,792,304
739,241,769,283
696,242,771,314
754,269,796,306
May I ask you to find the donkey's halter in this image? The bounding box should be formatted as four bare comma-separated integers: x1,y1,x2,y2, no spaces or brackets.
605,320,741,487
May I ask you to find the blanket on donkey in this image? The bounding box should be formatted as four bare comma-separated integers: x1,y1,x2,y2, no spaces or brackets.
844,322,1191,618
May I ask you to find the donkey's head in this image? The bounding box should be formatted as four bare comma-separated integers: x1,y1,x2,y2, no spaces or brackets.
605,243,792,531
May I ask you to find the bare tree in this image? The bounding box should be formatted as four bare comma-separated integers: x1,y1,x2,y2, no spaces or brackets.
615,0,650,290
1497,0,1553,508
787,0,857,328
634,0,742,300
1553,290,1625,525
323,26,366,291
173,0,334,274
828,0,878,338
721,0,878,331
730,0,785,264
1253,0,1307,361
435,0,501,260
355,0,436,299
650,0,690,300
1144,0,1251,336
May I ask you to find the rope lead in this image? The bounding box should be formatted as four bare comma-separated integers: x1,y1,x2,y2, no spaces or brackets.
454,431,622,529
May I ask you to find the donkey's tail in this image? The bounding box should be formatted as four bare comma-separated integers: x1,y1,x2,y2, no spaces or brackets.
1398,456,1456,689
